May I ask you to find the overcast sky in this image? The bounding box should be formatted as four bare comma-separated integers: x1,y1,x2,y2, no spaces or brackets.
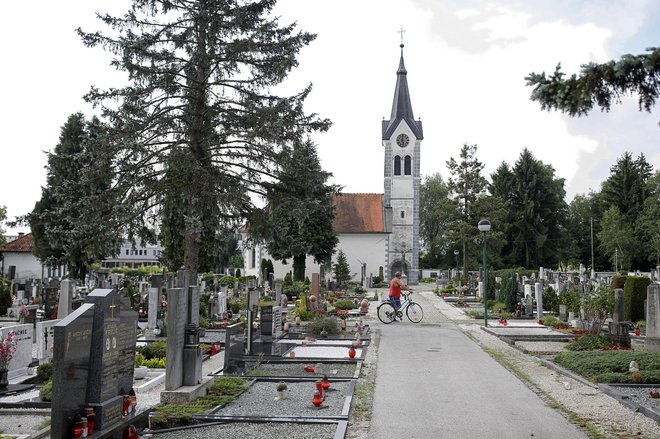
1,0,658,235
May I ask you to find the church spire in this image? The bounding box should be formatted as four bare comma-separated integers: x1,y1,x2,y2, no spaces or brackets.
382,40,423,140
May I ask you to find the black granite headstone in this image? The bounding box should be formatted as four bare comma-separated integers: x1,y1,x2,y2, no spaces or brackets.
44,287,58,320
86,289,138,431
260,305,273,336
51,303,95,439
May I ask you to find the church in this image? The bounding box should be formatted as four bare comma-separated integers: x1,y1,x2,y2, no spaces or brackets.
241,43,423,286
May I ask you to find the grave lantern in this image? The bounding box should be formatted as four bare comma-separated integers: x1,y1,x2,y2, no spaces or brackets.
184,324,200,347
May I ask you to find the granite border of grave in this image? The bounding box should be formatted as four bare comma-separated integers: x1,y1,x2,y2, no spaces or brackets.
480,326,574,344
160,377,216,404
281,345,367,361
232,360,363,380
199,377,356,421
146,419,348,439
597,383,660,422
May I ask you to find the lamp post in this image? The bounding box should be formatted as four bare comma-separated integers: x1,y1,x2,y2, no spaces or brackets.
454,250,459,280
478,219,491,327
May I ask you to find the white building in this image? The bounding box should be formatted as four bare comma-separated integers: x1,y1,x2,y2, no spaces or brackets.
0,233,66,280
241,44,422,285
100,242,164,268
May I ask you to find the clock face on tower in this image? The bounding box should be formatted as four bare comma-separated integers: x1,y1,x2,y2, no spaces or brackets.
396,133,409,147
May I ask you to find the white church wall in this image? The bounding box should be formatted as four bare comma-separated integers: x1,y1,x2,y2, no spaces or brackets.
333,234,388,284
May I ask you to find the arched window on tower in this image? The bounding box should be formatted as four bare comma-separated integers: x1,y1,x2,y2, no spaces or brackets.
393,155,401,176
404,156,412,175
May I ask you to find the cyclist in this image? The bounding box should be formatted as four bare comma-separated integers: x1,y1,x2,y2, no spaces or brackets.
389,272,412,319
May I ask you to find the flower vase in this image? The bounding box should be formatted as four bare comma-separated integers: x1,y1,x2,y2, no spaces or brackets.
0,369,8,388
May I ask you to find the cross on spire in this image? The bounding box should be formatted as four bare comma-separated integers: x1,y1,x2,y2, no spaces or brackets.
398,25,406,47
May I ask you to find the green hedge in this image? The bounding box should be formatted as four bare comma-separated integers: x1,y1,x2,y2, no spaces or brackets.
623,276,651,322
554,351,660,383
611,275,627,290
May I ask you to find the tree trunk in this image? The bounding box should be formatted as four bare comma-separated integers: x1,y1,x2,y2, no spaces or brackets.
293,254,306,282
462,239,468,281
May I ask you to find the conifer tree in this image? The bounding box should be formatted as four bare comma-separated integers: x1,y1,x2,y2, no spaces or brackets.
332,250,351,287
78,0,330,282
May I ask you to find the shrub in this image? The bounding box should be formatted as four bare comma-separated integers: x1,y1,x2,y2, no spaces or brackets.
611,275,627,290
419,278,435,283
137,340,167,359
541,315,562,327
498,276,518,312
219,275,237,287
558,287,581,314
283,281,308,299
39,380,53,401
295,309,315,321
623,276,651,322
228,296,246,314
308,317,340,336
554,351,660,383
333,299,356,310
565,334,612,351
542,286,560,314
491,302,506,313
37,363,53,383
372,276,383,285
199,316,208,329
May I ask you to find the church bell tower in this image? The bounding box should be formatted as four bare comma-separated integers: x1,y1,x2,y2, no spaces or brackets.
382,41,423,285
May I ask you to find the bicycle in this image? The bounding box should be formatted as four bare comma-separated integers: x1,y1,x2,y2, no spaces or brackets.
377,292,424,324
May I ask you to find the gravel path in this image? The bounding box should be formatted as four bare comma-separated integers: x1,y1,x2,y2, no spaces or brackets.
150,421,338,439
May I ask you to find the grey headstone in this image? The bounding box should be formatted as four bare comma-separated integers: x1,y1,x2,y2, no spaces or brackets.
51,304,95,439
613,288,624,323
559,304,568,322
646,284,660,352
274,281,282,306
145,287,159,336
535,282,543,319
166,288,186,390
58,279,74,319
0,324,32,372
218,291,227,315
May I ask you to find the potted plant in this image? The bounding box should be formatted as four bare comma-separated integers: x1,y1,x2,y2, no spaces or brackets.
0,331,17,388
277,381,288,400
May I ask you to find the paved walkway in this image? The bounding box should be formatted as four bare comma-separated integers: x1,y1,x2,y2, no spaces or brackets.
368,288,588,439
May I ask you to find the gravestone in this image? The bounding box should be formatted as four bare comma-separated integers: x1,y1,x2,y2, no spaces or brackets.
534,282,543,320
558,304,567,322
44,287,59,320
274,281,282,306
51,304,95,439
58,279,74,319
218,290,227,316
272,306,283,339
260,305,273,337
145,287,159,337
312,273,320,301
0,324,33,377
208,293,219,320
524,284,531,298
613,288,624,323
646,284,660,352
36,319,60,364
165,286,202,390
525,295,533,316
86,289,138,431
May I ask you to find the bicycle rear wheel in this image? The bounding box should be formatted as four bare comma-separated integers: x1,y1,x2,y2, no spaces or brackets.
377,302,396,324
406,302,424,323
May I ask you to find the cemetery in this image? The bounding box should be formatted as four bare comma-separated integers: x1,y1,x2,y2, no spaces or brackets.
0,269,375,438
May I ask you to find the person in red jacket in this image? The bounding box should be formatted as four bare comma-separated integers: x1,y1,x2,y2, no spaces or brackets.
389,272,412,313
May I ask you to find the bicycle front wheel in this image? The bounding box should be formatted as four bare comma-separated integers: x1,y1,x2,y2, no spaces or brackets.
377,302,396,324
406,302,424,323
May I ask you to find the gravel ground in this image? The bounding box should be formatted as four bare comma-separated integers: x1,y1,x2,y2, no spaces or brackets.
243,362,356,378
213,380,350,417
0,409,50,435
150,421,339,439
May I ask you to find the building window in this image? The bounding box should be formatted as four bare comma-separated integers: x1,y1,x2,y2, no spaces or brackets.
126,249,129,255
404,155,412,175
251,249,256,268
400,211,405,219
393,155,401,175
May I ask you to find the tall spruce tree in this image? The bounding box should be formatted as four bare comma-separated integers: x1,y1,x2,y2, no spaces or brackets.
252,139,339,281
419,173,455,268
78,0,330,282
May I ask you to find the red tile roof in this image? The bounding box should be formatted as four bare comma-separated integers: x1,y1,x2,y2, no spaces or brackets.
332,193,385,233
0,233,33,252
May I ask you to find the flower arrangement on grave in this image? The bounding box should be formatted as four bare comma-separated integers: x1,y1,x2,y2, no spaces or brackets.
0,331,17,371
18,306,29,321
277,381,288,400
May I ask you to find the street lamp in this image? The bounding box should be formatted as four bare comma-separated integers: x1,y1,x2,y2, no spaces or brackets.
478,219,491,327
454,250,459,279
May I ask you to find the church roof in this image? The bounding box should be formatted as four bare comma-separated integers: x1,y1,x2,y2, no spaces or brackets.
333,193,385,234
0,233,33,252
382,45,423,140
